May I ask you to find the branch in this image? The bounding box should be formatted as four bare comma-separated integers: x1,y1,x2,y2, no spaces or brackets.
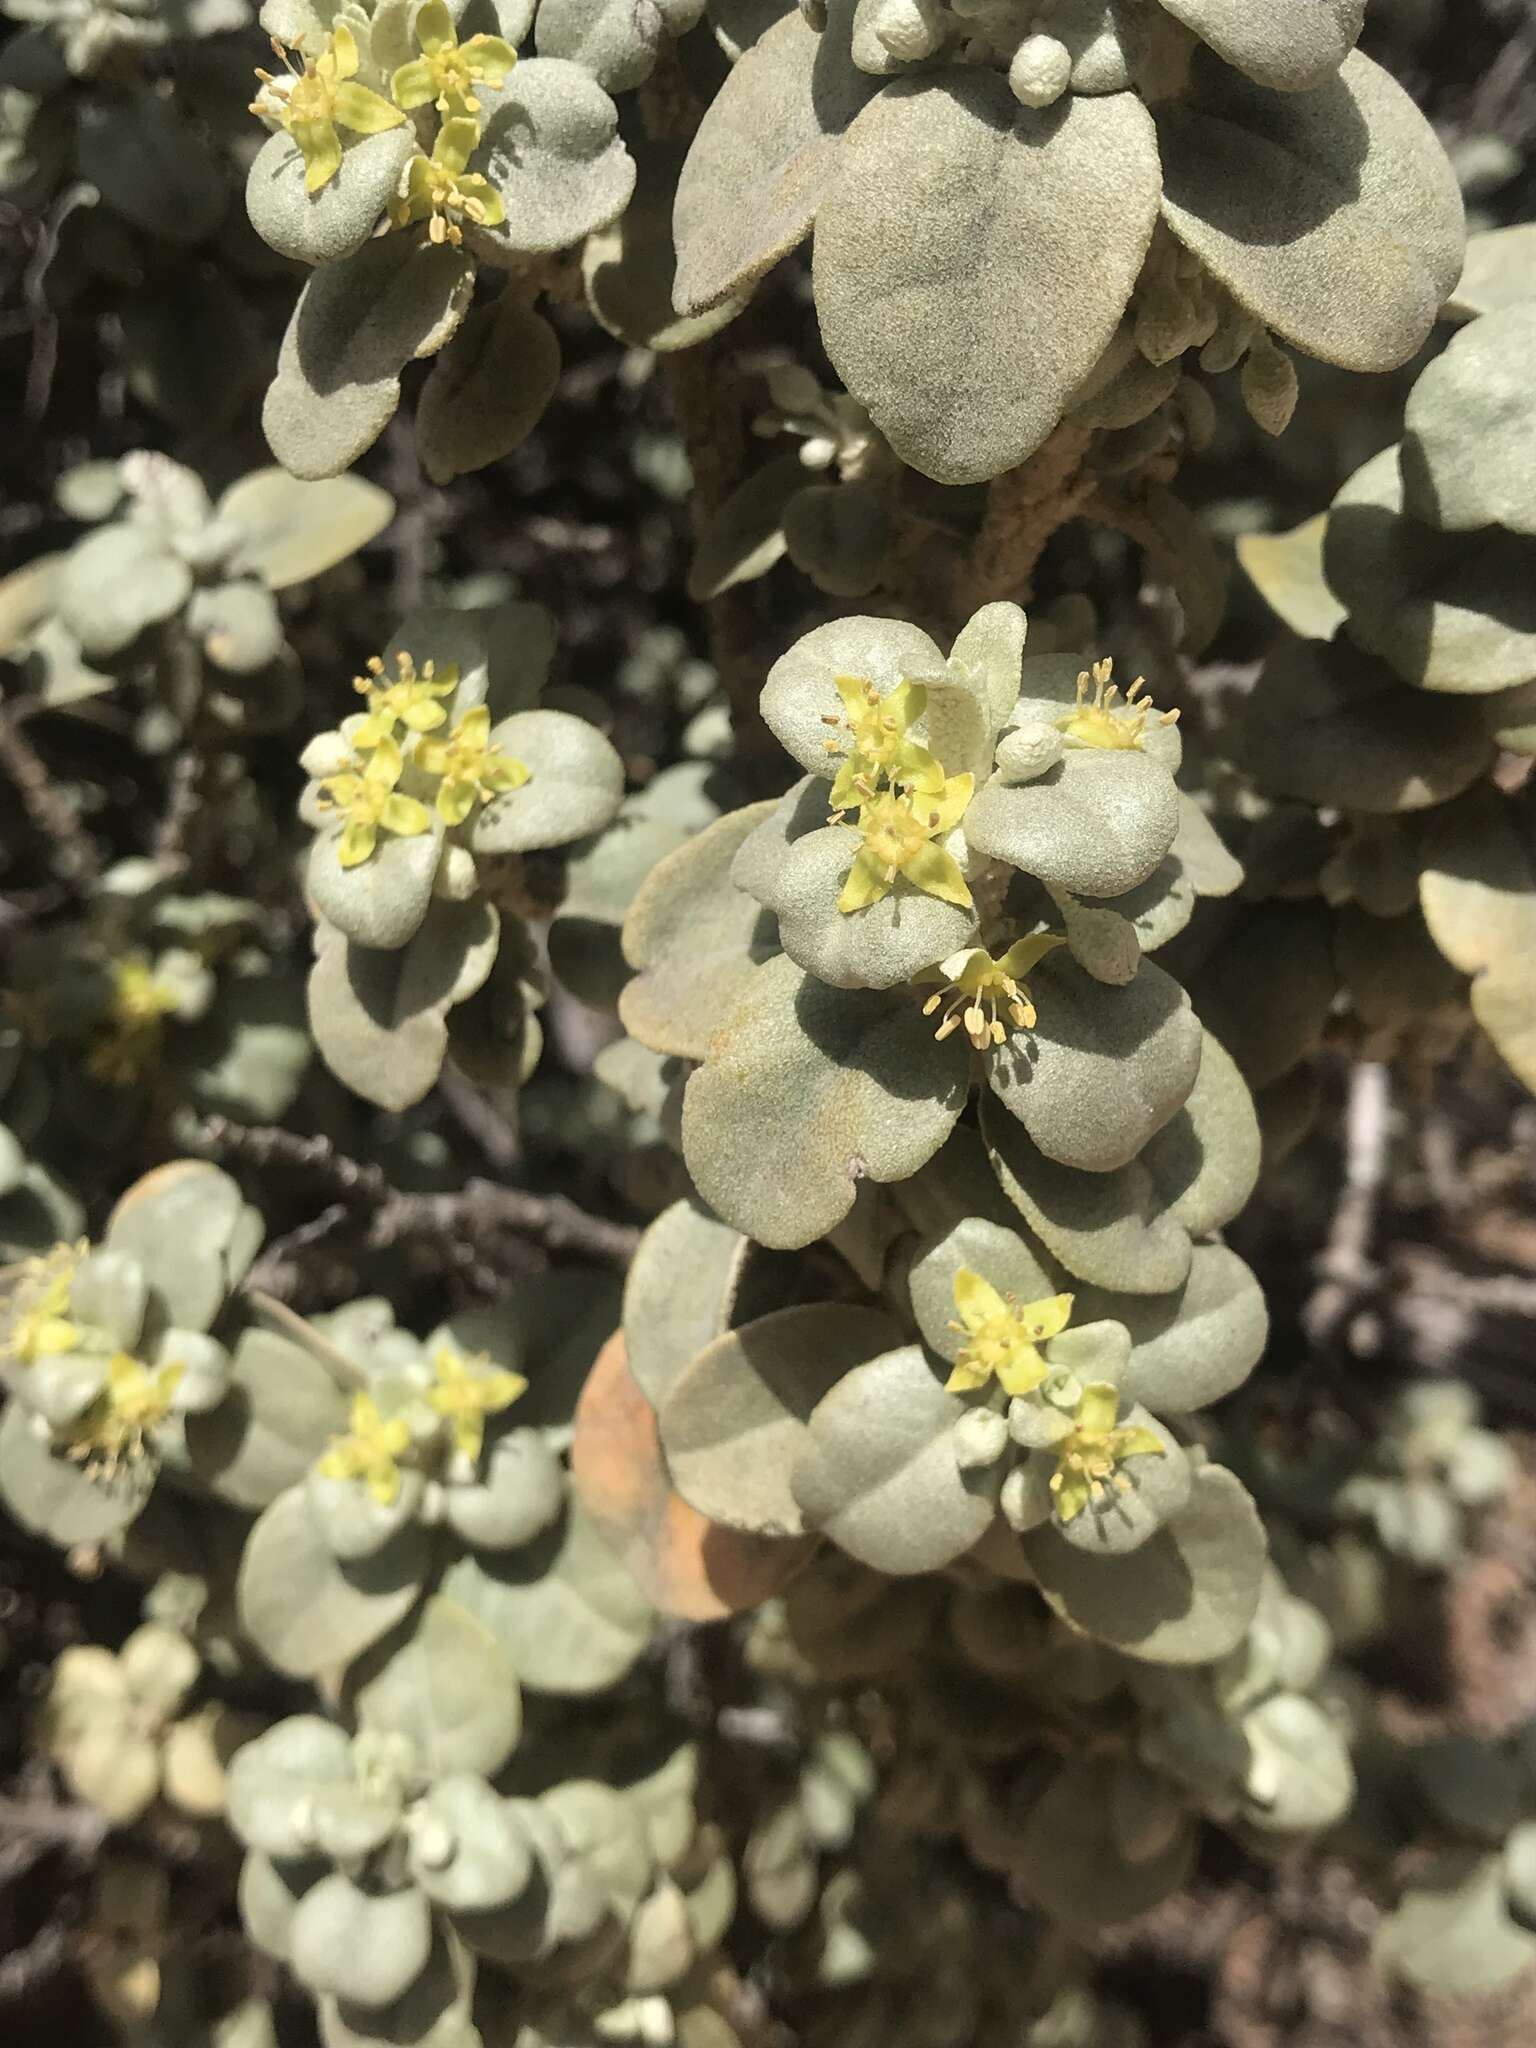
952,425,1096,617
190,1119,640,1287
1303,1061,1392,1354
0,702,99,890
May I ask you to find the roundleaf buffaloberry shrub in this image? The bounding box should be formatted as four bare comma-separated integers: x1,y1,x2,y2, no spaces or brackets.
2,2,1536,2043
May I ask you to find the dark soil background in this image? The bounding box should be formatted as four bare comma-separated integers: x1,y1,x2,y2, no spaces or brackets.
4,1,1536,2041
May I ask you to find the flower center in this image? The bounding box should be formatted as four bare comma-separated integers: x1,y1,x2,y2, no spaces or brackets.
1056,658,1179,752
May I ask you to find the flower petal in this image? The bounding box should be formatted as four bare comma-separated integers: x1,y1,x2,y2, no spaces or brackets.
953,1267,1007,1333
837,847,893,913
997,1346,1048,1399
381,793,432,836
1023,1292,1074,1343
902,842,973,910
292,117,343,194
416,0,455,54
334,82,406,135
391,56,438,109
1076,1382,1121,1437
338,821,377,867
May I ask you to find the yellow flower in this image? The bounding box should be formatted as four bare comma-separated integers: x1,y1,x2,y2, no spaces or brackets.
317,736,433,869
68,1353,185,1479
836,775,974,915
1055,659,1180,752
945,1271,1073,1399
415,705,529,826
390,118,505,248
1048,1382,1165,1524
919,934,1064,1051
86,956,180,1087
2,1240,84,1367
391,0,516,116
250,26,405,195
351,651,458,750
427,1345,527,1463
319,1393,413,1507
822,675,944,814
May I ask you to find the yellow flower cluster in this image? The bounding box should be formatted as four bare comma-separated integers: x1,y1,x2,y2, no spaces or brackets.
1,1240,84,1369
945,1269,1073,1399
1055,659,1180,753
251,3,513,245
318,1347,527,1507
67,1355,186,1481
1047,1382,1165,1524
86,955,181,1088
315,652,528,870
918,935,1063,1053
823,675,975,915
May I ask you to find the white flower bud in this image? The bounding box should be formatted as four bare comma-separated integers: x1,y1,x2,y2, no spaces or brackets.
953,1406,1010,1469
433,843,479,901
299,730,352,781
1009,33,1072,107
874,0,944,62
993,721,1064,784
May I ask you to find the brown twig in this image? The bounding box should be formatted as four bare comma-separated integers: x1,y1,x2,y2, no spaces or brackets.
190,1118,639,1281
0,702,99,889
952,425,1096,618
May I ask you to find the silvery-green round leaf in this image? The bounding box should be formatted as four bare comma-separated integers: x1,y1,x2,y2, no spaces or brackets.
1419,786,1536,1095
687,457,801,601
983,1097,1193,1294
157,1328,231,1415
409,1775,534,1913
816,77,1160,484
217,469,395,593
0,1403,153,1545
1006,1758,1197,1928
1078,1244,1267,1414
965,750,1180,898
535,0,699,91
1051,1405,1191,1557
1171,792,1244,901
264,237,474,482
949,602,1027,737
672,1,879,315
239,1849,318,1962
237,1487,430,1680
1098,860,1192,957
185,1327,350,1512
1447,224,1536,320
986,953,1202,1174
441,1507,653,1696
386,601,554,725
681,956,968,1249
15,1350,105,1429
1235,514,1349,643
1137,1027,1259,1236
618,779,778,1051
346,1596,521,1781
1239,636,1495,813
443,1428,565,1552
1402,306,1536,539
1504,1822,1536,1924
1023,1463,1266,1664
1157,0,1362,90
1157,50,1464,376
76,95,227,246
760,615,947,780
623,1197,754,1409
70,1248,147,1351
783,479,892,599
307,1465,425,1563
1325,444,1536,695
316,1933,475,2048
307,909,482,1114
1375,1852,1536,1996
586,137,749,353
55,524,192,659
467,59,634,259
416,299,561,488
470,710,624,854
188,581,285,676
907,1215,1063,1365
245,128,415,268
290,1874,433,2009
791,1343,1001,1573
226,1714,355,1859
659,1302,899,1536
759,822,978,990
105,1160,259,1334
